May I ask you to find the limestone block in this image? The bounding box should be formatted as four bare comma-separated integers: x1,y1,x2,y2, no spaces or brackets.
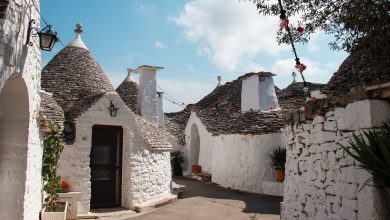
332,202,341,213
328,214,343,220
303,123,312,131
342,198,358,211
312,123,324,132
320,142,338,152
344,100,390,131
313,116,325,124
324,120,337,131
338,166,358,183
335,149,344,159
326,185,335,195
339,207,357,220
335,107,347,130
310,131,336,145
335,182,357,199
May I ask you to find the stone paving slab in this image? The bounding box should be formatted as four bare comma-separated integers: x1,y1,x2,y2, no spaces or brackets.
127,177,282,220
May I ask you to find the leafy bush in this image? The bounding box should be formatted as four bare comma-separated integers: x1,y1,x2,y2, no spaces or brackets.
269,147,286,170
42,122,64,210
340,121,390,191
171,150,184,176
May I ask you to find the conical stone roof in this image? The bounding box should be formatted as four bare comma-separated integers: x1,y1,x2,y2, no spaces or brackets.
41,23,114,121
116,70,139,113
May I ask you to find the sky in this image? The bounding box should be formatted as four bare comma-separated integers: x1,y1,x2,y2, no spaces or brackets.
40,0,348,112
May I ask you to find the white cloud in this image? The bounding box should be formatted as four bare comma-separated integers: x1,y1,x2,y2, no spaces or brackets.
157,78,214,112
170,0,288,72
154,41,167,49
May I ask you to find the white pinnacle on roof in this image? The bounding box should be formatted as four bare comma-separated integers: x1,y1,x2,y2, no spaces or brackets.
126,68,137,82
67,23,88,49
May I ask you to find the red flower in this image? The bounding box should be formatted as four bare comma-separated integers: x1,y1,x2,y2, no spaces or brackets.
60,180,69,191
279,19,289,31
297,26,305,33
295,63,307,72
311,96,318,101
191,105,197,110
223,108,229,113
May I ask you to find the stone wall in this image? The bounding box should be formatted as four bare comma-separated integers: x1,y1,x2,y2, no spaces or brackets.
57,92,171,213
0,0,42,219
282,99,390,220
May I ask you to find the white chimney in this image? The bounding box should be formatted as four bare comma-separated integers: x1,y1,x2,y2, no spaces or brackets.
157,92,165,128
241,72,279,112
134,65,163,126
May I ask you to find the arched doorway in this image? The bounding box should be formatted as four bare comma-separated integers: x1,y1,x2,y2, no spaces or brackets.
0,75,29,220
189,124,200,170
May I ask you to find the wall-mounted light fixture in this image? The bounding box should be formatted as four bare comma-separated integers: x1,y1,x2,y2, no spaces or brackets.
26,19,58,51
109,101,118,117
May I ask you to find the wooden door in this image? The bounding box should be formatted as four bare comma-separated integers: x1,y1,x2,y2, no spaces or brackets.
90,125,123,208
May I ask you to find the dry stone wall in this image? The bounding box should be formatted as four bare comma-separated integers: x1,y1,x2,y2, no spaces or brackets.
282,99,390,220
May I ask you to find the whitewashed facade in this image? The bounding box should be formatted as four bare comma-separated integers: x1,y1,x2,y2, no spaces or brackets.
0,0,43,219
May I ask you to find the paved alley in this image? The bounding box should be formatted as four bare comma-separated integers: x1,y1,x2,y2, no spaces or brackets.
128,177,282,220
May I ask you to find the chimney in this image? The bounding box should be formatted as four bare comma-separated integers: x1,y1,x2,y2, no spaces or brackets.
134,65,163,126
241,72,279,112
157,92,165,128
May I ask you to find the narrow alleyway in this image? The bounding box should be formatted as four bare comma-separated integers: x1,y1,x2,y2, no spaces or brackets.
128,177,282,220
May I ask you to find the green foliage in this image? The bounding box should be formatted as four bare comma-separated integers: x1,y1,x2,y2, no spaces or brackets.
269,147,286,170
251,0,390,55
42,122,64,210
340,121,390,191
171,150,184,176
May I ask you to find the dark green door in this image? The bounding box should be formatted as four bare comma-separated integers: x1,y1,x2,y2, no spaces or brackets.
90,125,122,208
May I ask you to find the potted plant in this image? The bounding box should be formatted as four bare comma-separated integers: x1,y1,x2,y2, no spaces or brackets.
269,147,287,182
171,150,184,176
340,120,390,195
192,165,202,174
41,122,68,220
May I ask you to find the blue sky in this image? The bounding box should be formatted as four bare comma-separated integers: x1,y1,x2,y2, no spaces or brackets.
41,0,347,112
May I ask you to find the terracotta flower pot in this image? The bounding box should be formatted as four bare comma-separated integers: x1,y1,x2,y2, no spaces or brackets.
275,169,285,182
192,165,202,174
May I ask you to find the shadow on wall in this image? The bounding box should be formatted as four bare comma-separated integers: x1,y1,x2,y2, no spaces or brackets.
175,177,282,215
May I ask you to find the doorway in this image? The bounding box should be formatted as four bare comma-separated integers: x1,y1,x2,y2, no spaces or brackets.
189,124,200,169
90,125,123,208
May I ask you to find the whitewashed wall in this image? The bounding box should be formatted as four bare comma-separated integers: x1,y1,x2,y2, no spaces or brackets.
184,112,216,175
212,133,285,194
184,112,285,194
137,67,159,126
57,92,171,213
241,75,260,111
282,99,390,220
0,0,42,219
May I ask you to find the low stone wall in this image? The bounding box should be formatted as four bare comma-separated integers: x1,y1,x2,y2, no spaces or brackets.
282,99,390,220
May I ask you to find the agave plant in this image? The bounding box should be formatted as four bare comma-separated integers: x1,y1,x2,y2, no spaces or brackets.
340,121,390,193
269,147,287,170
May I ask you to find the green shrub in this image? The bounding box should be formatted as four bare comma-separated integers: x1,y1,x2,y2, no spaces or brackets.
42,122,64,210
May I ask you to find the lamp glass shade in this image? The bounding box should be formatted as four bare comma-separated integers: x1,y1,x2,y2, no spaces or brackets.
38,32,57,51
